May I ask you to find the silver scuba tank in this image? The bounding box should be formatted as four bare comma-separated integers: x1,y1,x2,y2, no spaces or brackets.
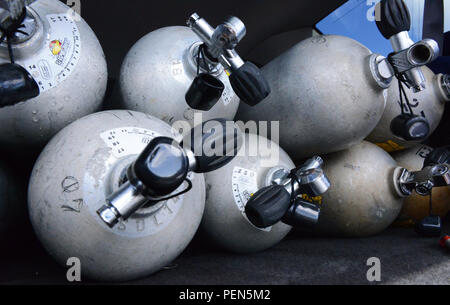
0,0,108,148
316,141,450,237
28,110,242,281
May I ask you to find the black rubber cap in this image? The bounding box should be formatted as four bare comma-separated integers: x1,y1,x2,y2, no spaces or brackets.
376,0,411,39
245,185,291,228
229,61,271,106
423,146,450,167
181,119,243,173
390,114,430,141
132,137,189,197
185,73,225,111
415,215,442,237
0,63,39,107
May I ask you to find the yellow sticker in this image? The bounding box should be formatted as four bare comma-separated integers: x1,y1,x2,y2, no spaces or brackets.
376,140,406,153
300,194,323,205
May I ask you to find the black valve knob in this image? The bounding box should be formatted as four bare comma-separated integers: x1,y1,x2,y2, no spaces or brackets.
376,0,411,39
423,146,450,168
131,137,189,198
390,113,430,141
0,63,39,107
245,185,291,228
229,61,271,106
181,118,242,173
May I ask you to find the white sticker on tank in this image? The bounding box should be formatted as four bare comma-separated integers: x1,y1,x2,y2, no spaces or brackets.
83,127,187,238
232,167,272,232
221,82,234,106
100,127,161,158
21,14,81,93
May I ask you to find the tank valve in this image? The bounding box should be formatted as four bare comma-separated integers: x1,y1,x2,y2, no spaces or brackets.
186,13,270,109
245,156,330,229
0,0,39,106
97,119,243,228
375,0,439,92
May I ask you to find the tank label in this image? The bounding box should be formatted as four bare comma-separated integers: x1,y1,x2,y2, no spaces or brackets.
232,167,271,232
82,127,187,238
21,14,81,93
100,127,160,158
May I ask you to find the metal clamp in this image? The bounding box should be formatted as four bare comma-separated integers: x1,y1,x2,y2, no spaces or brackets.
397,164,450,196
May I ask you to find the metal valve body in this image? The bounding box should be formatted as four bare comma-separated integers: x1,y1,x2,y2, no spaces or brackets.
28,110,205,281
0,0,108,148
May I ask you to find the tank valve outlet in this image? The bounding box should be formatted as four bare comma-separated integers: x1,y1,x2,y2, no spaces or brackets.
375,0,439,92
440,236,450,250
245,156,330,229
0,0,39,106
397,164,450,197
97,119,243,228
424,146,450,168
186,13,270,108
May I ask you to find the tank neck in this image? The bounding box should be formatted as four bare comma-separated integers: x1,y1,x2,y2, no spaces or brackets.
0,7,45,61
186,42,223,77
368,54,394,89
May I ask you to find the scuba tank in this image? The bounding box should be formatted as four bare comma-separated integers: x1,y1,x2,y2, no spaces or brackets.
0,0,107,148
120,13,269,126
202,133,330,253
392,145,450,225
368,68,449,151
236,33,390,159
237,0,439,160
315,141,449,237
0,158,24,236
28,110,242,281
367,0,441,148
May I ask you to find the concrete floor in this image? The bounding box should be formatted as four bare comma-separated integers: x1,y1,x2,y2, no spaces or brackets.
1,221,448,285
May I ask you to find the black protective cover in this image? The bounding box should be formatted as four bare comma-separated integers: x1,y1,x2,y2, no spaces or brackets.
229,61,271,106
181,119,243,173
390,113,430,141
0,63,39,107
185,73,225,111
245,185,291,228
423,146,450,167
376,0,411,39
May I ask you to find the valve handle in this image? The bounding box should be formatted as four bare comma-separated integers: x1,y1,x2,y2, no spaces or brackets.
181,118,243,173
0,63,39,107
245,185,291,229
376,0,411,39
229,61,271,106
131,137,189,198
424,146,450,168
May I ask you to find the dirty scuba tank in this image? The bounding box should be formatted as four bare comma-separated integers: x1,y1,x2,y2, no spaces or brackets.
0,0,107,148
120,13,269,126
315,141,450,237
367,0,444,150
392,145,450,225
237,0,439,160
28,110,242,281
203,132,330,253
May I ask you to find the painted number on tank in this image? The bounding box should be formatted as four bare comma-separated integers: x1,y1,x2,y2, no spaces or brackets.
171,59,184,76
232,167,271,232
416,146,433,159
21,14,81,93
